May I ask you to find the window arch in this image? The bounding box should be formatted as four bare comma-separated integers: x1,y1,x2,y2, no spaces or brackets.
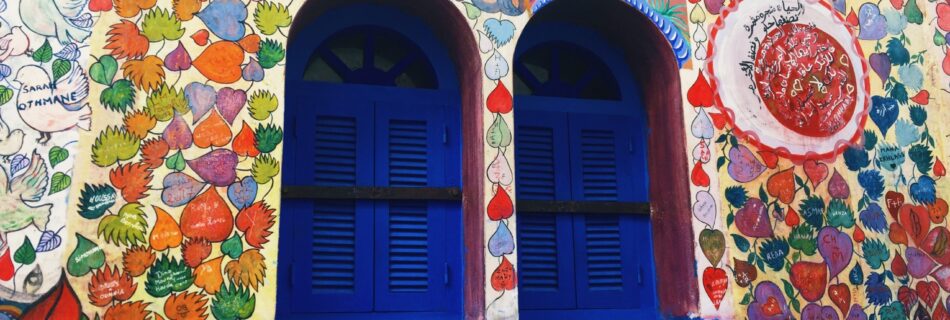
514,41,621,100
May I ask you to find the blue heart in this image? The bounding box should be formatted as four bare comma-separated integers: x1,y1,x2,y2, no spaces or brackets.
869,96,899,136
473,0,527,16
911,176,936,205
488,221,514,257
228,176,258,210
197,0,247,42
858,3,887,41
832,0,846,14
484,18,516,48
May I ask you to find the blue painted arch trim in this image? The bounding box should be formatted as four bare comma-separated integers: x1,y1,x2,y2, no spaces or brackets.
530,0,691,67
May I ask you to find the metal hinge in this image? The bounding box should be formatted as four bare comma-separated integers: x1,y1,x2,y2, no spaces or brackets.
443,125,448,144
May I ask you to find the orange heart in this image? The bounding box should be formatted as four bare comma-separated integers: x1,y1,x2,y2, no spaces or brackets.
194,41,244,84
766,168,796,204
930,198,949,224
194,256,224,294
193,110,233,148
232,121,260,157
239,34,261,53
149,206,183,251
191,29,209,46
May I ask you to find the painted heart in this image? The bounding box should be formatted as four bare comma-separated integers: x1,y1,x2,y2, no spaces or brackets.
238,34,261,53
917,281,939,308
164,42,192,71
846,304,868,320
484,50,509,81
802,303,838,320
89,0,112,12
163,113,193,149
194,41,245,84
892,252,908,277
727,145,766,183
488,221,515,257
698,229,725,266
691,108,714,139
691,161,710,187
886,191,905,220
227,176,258,210
216,87,247,125
899,204,931,246
704,0,724,14
938,303,950,320
487,185,513,221
827,170,850,199
932,266,950,292
869,53,891,84
791,261,828,302
702,267,727,310
758,150,778,169
687,72,714,107
187,149,239,187
897,286,917,315
692,190,718,227
828,284,851,316
196,0,247,41
242,59,265,82
906,246,937,279
939,3,950,32
922,227,950,265
911,89,930,106
692,140,711,163
870,96,900,136
818,227,853,278
735,198,772,238
192,29,210,46
161,172,206,207
66,234,104,277
858,3,887,40
747,281,790,319
150,206,183,251
184,82,217,123
490,256,516,291
766,168,796,204
193,109,233,148
733,258,757,288
483,18,515,47
487,151,513,186
232,121,260,157
804,160,830,187
486,81,512,114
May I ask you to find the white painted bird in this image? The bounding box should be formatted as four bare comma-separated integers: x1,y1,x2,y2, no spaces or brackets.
19,0,91,44
0,27,29,62
0,151,51,235
0,118,25,158
12,63,91,143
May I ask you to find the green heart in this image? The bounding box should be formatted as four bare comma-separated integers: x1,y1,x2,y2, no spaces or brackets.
67,234,105,277
166,150,186,172
89,55,118,86
221,233,244,259
486,114,512,148
698,229,725,266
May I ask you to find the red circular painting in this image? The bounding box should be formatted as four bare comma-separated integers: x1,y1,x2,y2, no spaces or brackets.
753,23,857,138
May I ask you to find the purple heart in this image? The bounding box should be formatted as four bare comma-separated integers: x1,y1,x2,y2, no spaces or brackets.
162,172,206,207
802,303,839,320
164,42,192,71
163,113,193,149
736,198,772,238
187,149,238,187
858,3,887,41
727,145,766,183
216,87,246,125
828,170,850,199
869,53,891,84
242,59,265,82
747,281,790,320
846,304,868,320
818,227,853,278
185,82,217,124
906,246,937,279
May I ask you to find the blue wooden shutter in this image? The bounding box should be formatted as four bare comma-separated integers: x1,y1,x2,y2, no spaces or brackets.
292,98,375,313
569,114,643,309
373,102,451,311
515,111,577,309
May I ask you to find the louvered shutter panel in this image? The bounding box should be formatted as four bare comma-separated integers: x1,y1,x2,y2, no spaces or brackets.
515,111,577,309
569,114,641,309
373,102,450,311
292,100,375,312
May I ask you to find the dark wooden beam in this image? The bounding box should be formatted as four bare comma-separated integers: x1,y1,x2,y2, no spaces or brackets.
281,186,462,200
518,200,650,215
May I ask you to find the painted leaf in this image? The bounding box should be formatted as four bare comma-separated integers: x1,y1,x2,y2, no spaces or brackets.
254,123,283,153
166,150,186,171
90,55,119,85
104,301,151,320
146,84,188,122
254,1,291,35
122,246,155,277
225,249,266,291
48,172,71,195
32,40,52,63
92,127,140,167
164,292,209,320
14,238,35,265
109,162,153,203
149,206,183,251
0,86,12,105
48,147,68,169
232,122,260,157
145,254,194,297
101,79,136,112
194,41,245,83
251,154,279,184
211,282,256,320
122,55,166,91
180,188,234,242
52,59,71,82
181,238,211,268
123,111,156,141
141,138,170,169
67,234,105,277
187,149,239,187
235,201,275,249
221,233,243,259
98,203,149,247
194,256,224,295
173,0,201,20
257,39,285,69
142,8,184,42
247,90,278,121
106,20,150,59
88,265,136,306
36,230,62,253
490,256,516,291
193,110,233,148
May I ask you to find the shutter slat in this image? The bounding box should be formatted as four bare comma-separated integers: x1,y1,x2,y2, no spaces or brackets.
314,116,359,186
516,126,558,200
387,201,429,293
311,200,358,293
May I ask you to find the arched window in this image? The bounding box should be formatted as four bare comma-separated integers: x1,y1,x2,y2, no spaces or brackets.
514,24,657,319
280,5,463,319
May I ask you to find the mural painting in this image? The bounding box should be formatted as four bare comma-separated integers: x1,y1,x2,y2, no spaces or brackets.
690,0,950,318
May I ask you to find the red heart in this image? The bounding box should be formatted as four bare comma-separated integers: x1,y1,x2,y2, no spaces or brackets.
710,112,728,130
487,185,513,221
191,29,210,46
757,150,778,169
766,168,796,204
785,207,801,227
486,81,513,114
89,0,112,12
828,284,851,316
917,281,939,308
490,256,516,291
687,71,714,107
911,90,930,105
899,204,931,246
892,252,908,278
702,267,727,310
935,303,950,320
790,261,827,302
803,160,829,188
938,3,950,32
936,158,947,178
761,297,782,317
0,249,11,281
889,222,909,246
891,0,904,10
854,225,865,242
898,286,918,315
691,161,710,187
886,191,906,220
846,10,859,26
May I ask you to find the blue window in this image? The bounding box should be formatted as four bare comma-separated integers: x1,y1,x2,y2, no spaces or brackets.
514,27,658,319
279,5,462,319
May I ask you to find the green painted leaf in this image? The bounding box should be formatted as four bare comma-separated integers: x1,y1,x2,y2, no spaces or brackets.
789,225,817,256
97,203,148,246
936,30,947,46
486,114,512,148
247,90,278,121
14,238,35,265
781,279,794,298
78,184,117,220
49,172,71,195
739,292,751,305
221,233,244,259
67,234,105,277
100,80,136,113
862,238,890,269
212,281,256,320
257,39,285,69
254,124,283,153
254,1,292,35
463,2,481,20
145,84,188,121
731,234,750,252
145,254,194,297
827,199,855,228
48,146,68,168
91,127,140,167
0,86,12,105
51,59,72,82
166,150,186,171
141,8,185,42
798,196,825,229
904,0,923,24
90,55,119,85
32,40,52,63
